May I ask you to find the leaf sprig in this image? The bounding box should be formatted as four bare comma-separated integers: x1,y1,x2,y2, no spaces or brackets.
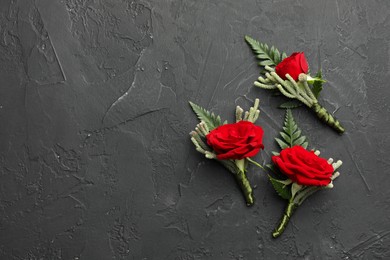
268,177,292,200
312,70,323,98
245,35,287,67
189,101,226,131
275,109,308,151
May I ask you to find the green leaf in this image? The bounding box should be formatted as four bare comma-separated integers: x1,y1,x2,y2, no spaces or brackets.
189,101,224,131
266,163,286,179
269,175,292,200
294,136,307,146
219,159,238,174
312,70,323,98
280,132,291,144
276,109,309,148
273,49,281,64
265,164,275,171
259,60,275,66
279,100,302,109
245,35,287,67
291,182,303,198
275,137,289,150
292,129,302,140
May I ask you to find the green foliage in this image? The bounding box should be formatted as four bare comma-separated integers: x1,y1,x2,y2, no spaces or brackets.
275,109,308,149
189,101,224,131
219,160,238,174
279,100,302,109
245,35,287,67
266,163,288,180
312,70,323,98
269,175,292,200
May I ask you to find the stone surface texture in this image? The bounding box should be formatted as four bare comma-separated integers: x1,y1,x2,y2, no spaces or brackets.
0,0,389,259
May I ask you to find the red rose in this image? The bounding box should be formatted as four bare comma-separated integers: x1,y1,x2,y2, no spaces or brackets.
206,121,264,160
275,52,309,81
272,146,333,186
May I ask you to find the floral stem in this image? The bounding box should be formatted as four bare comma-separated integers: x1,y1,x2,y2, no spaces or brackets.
234,170,254,206
311,102,345,134
272,199,297,238
246,158,265,171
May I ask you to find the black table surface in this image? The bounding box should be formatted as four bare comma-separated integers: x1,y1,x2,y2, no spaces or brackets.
1,0,389,259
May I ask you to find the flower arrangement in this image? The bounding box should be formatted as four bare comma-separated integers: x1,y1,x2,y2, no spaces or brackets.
186,35,346,238
245,36,345,134
189,99,264,206
268,110,342,237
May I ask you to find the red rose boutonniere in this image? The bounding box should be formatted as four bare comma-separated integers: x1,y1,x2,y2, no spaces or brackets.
268,110,342,238
189,99,265,206
245,36,345,134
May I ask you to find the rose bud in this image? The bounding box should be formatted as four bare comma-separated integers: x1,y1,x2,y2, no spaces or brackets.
275,52,309,81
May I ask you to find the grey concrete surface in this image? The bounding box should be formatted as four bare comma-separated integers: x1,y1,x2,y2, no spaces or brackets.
0,0,389,259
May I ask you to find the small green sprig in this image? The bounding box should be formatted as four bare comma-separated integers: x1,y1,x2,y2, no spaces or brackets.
245,36,287,66
274,109,308,152
189,101,226,131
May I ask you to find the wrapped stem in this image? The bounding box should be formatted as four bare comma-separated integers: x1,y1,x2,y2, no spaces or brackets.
272,199,297,238
311,103,345,134
233,170,254,206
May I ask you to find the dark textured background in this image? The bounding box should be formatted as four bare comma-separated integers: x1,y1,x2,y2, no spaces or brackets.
1,0,389,259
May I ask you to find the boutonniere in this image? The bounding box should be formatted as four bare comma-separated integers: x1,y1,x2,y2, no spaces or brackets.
189,99,264,206
245,36,345,134
268,110,342,238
